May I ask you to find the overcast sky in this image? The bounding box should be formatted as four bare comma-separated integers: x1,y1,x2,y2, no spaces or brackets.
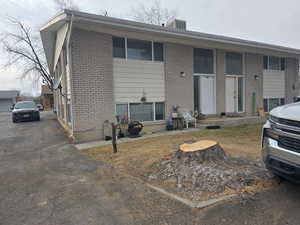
0,0,300,96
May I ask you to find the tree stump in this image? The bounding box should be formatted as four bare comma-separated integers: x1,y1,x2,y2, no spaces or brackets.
149,139,270,195
174,140,227,165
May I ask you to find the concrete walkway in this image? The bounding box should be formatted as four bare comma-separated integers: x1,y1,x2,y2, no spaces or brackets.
75,127,201,150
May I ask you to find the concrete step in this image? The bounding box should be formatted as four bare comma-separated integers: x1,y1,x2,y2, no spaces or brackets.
197,116,266,128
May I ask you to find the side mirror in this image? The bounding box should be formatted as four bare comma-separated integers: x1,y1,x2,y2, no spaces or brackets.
10,105,14,110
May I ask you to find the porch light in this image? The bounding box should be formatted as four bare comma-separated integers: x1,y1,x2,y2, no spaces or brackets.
180,71,186,77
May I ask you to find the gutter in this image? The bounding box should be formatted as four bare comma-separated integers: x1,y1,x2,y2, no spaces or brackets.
62,10,300,56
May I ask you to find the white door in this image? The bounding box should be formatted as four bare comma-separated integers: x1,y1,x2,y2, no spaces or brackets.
226,77,236,113
200,76,216,114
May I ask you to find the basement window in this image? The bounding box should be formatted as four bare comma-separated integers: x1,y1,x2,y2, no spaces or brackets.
116,104,128,120
130,103,153,121
264,98,285,112
116,102,165,121
155,102,165,120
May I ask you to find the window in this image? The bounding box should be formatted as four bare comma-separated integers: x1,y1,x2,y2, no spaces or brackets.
14,101,36,109
269,56,280,70
112,37,125,58
116,102,165,121
116,104,128,120
263,99,268,113
264,98,285,112
127,39,152,60
263,56,285,71
130,103,153,121
226,52,243,75
281,58,286,71
263,56,268,70
193,76,200,111
154,42,164,61
155,102,165,120
238,77,244,112
194,48,214,74
113,38,164,61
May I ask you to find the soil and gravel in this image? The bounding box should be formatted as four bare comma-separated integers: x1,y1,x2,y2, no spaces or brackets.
148,142,275,201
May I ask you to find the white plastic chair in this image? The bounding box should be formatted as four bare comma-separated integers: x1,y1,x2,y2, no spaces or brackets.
178,109,197,128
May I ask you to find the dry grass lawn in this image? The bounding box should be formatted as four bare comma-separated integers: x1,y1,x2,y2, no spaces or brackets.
82,124,263,178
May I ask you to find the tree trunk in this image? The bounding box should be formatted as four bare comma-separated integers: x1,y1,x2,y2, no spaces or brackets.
174,140,227,165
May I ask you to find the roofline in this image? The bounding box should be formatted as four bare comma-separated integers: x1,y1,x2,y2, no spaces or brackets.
40,10,66,31
40,9,300,57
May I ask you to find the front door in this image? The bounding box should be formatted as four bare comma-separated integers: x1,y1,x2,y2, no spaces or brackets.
226,77,236,113
226,76,244,113
200,76,216,114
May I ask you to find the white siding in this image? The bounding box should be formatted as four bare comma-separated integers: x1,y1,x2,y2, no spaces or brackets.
53,23,68,71
263,70,285,98
113,59,165,102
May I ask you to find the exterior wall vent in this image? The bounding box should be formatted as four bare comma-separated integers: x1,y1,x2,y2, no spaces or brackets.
166,19,186,30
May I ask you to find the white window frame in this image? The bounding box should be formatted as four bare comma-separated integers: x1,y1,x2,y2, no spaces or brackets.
264,56,285,71
115,102,165,122
113,36,163,62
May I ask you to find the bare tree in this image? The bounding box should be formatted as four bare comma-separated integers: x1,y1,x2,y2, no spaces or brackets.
1,19,53,89
131,0,177,25
0,0,81,91
99,9,109,16
53,0,79,11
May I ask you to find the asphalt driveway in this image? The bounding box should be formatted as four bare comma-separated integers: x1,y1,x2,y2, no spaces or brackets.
0,112,128,225
1,111,300,225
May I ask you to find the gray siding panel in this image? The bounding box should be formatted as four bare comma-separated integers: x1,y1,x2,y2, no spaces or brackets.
70,28,114,142
263,70,285,98
165,43,193,117
113,59,165,103
245,53,263,116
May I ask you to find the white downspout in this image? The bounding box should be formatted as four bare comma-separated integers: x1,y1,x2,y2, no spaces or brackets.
66,13,74,136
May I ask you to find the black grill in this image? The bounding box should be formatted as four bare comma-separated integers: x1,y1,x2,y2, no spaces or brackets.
280,128,300,136
278,136,300,153
277,117,300,128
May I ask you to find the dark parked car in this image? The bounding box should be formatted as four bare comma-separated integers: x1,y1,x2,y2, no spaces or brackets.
37,103,44,111
12,101,40,123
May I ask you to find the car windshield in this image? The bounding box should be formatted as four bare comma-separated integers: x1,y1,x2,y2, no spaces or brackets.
14,102,36,109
